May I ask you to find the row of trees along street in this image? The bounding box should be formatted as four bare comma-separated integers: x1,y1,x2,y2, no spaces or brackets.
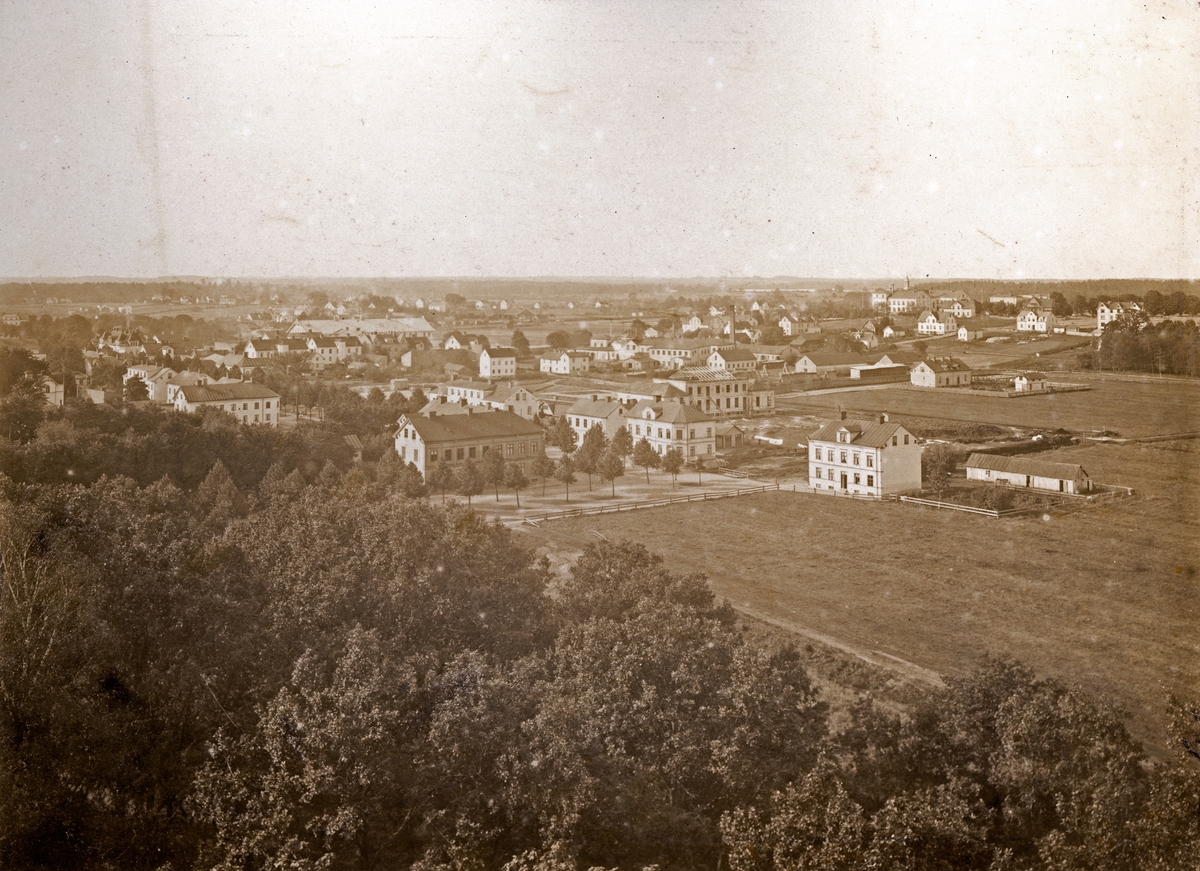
0,344,1197,868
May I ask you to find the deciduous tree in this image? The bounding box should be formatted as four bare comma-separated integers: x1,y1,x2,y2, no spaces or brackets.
662,447,684,486
632,437,660,483
554,455,576,502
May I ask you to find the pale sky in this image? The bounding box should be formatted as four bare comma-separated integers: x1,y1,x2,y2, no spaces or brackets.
1,0,1197,279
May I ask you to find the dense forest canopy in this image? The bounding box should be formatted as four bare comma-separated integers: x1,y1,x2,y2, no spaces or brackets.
0,405,1197,869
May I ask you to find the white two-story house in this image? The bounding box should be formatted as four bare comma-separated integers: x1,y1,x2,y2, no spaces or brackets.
808,413,921,496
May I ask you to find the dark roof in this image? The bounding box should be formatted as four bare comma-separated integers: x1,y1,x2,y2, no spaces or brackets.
918,357,972,373
712,347,757,362
966,453,1089,480
565,398,628,419
484,346,517,357
177,383,280,403
628,400,714,424
801,351,872,366
808,418,910,448
404,409,544,443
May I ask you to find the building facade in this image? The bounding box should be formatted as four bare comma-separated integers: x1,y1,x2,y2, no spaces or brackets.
173,383,281,426
808,414,921,496
395,408,545,479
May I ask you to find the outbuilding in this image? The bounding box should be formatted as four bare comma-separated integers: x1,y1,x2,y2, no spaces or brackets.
965,453,1091,494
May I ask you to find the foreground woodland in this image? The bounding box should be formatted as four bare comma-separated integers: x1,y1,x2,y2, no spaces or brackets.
0,405,1198,870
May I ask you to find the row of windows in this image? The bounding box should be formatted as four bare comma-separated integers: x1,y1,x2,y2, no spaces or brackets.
810,446,875,468
812,467,875,487
423,441,537,463
630,423,713,440
216,400,271,412
688,383,741,395
834,432,908,447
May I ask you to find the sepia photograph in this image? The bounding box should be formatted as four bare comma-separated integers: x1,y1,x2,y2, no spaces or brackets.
1,1,1198,867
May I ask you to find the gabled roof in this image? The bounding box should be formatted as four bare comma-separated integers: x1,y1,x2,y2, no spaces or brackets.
403,409,544,442
488,383,531,403
482,346,517,358
711,347,757,362
565,397,627,419
177,383,280,403
627,400,714,424
917,357,972,373
966,453,1088,480
799,351,872,366
808,418,909,448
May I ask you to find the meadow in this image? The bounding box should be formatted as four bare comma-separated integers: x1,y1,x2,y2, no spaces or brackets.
777,375,1200,438
518,439,1200,758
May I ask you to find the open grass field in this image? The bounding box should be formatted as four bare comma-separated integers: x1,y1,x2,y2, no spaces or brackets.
517,440,1200,758
777,375,1200,438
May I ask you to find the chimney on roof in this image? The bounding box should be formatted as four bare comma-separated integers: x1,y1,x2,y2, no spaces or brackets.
438,395,447,404
591,394,598,402
466,407,473,415
428,410,436,418
879,412,888,424
840,409,847,420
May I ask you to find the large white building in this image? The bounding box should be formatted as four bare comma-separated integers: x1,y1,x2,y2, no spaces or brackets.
173,383,281,426
395,408,545,480
479,347,517,380
807,413,922,496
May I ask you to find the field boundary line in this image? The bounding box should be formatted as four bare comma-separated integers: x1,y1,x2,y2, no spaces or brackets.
522,483,781,523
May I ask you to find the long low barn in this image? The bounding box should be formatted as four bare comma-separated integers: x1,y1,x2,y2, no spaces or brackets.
965,453,1092,494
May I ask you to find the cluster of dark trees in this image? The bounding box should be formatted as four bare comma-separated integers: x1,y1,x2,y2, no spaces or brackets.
1,455,1197,869
914,280,1200,317
0,320,1197,868
1093,316,1200,376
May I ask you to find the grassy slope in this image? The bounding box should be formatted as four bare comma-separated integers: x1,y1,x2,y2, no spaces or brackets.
518,441,1200,758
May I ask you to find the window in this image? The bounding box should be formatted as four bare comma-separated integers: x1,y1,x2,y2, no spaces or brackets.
867,455,873,468
840,451,847,463
456,448,464,460
853,453,860,465
254,402,260,409
519,442,527,455
706,427,712,437
854,473,860,485
506,443,514,456
705,445,711,454
445,449,453,461
676,429,683,440
689,445,695,456
400,446,407,459
266,401,271,409
414,449,419,463
690,429,695,439
867,474,874,487
469,447,477,459
904,435,909,444
892,436,898,446
243,403,248,410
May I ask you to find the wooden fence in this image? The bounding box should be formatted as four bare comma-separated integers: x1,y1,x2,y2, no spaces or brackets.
522,483,781,524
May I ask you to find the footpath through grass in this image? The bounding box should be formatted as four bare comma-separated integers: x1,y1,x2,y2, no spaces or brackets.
517,441,1200,759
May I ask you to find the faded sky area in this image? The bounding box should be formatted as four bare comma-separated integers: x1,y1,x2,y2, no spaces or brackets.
0,0,1197,279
